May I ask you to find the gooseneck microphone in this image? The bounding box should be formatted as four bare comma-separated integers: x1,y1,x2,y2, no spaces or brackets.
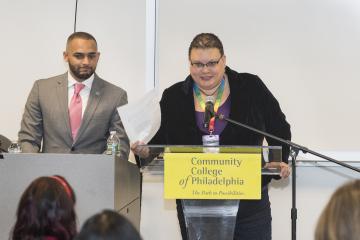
215,112,360,240
203,96,215,129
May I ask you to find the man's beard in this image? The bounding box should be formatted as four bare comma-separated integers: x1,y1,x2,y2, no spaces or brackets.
69,64,95,81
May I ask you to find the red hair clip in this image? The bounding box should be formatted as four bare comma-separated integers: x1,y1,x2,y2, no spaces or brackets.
50,176,73,200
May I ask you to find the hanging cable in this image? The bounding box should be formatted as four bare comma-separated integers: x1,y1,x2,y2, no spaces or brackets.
73,0,79,32
153,0,157,88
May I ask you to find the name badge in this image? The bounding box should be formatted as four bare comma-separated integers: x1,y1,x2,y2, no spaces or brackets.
202,134,219,145
202,134,220,153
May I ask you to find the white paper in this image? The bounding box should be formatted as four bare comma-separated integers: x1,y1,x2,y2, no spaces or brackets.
118,89,161,143
117,89,161,163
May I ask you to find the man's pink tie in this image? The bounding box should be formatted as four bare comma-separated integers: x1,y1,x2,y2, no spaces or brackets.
69,83,85,140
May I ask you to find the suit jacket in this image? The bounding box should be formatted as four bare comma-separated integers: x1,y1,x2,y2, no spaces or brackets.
18,73,130,160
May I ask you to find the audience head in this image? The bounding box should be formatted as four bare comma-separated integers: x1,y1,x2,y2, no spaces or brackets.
75,210,142,240
11,175,77,240
315,179,360,240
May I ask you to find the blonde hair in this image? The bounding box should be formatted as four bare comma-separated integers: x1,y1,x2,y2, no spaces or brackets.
315,179,360,240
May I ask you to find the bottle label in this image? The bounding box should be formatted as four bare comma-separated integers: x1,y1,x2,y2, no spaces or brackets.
106,143,119,155
112,143,119,153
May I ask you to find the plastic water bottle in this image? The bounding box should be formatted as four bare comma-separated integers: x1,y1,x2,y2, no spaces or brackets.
106,131,120,155
8,141,22,153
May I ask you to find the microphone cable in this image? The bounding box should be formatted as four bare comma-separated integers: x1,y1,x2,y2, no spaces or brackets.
73,0,79,32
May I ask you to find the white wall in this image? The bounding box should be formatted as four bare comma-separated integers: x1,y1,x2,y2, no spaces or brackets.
2,1,359,150
0,0,146,141
0,0,74,140
157,0,360,151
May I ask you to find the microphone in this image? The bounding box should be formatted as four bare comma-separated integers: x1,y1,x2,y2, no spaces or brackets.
203,96,215,129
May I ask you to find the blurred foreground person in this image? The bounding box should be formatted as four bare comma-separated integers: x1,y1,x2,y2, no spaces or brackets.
10,175,77,240
315,179,360,240
75,210,142,240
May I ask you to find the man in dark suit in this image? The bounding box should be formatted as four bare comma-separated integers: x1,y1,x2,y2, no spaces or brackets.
18,32,129,160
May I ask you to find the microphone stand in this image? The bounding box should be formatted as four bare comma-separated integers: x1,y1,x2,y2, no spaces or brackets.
216,114,360,240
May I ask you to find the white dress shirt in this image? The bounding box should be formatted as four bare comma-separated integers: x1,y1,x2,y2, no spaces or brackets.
67,72,94,117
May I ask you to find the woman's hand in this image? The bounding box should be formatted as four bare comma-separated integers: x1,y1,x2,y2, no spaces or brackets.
130,141,150,158
264,161,291,178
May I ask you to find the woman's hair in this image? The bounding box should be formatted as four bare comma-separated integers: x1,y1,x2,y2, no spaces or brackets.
10,175,77,240
315,179,360,240
75,210,142,240
188,33,224,58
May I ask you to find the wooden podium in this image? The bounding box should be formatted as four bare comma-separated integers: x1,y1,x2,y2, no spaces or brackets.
0,153,141,239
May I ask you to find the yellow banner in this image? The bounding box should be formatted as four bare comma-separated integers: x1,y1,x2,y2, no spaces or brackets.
164,153,261,199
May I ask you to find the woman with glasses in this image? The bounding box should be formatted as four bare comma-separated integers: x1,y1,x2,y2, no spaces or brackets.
132,33,291,240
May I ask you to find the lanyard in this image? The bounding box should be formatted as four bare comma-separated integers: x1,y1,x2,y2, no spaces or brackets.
193,78,225,133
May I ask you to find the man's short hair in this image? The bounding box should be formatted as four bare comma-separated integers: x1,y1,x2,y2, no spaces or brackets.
188,33,224,58
67,31,97,46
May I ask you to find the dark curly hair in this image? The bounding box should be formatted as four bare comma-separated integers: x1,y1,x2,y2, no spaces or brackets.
10,176,77,240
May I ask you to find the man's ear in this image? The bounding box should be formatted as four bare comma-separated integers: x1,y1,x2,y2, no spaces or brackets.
63,51,68,62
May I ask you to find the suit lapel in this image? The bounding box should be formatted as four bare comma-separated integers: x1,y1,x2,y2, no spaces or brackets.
75,75,104,142
56,73,73,140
